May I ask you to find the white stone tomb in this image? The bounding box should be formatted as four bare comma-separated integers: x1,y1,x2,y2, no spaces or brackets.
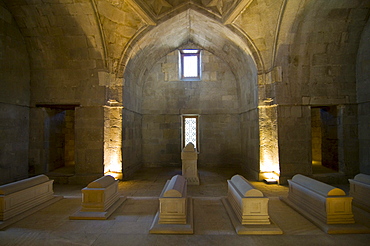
227,175,270,225
69,175,126,220
0,174,62,229
286,174,354,224
222,174,282,235
281,174,370,234
349,173,370,212
150,175,193,234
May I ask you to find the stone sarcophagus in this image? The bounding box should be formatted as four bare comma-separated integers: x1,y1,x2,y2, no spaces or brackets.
70,175,125,220
287,174,354,225
181,143,199,185
0,175,62,228
227,175,270,225
81,175,119,212
349,173,370,212
159,175,187,224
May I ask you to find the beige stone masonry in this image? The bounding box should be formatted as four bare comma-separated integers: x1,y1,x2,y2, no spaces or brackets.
0,175,62,229
69,175,126,220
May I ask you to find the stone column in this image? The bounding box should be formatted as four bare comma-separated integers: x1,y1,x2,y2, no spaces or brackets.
103,102,123,180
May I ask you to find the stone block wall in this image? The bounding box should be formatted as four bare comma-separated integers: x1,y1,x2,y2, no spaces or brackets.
357,18,370,175
199,114,241,167
142,114,181,167
122,109,143,178
28,108,47,175
278,106,312,183
18,2,107,184
74,107,104,175
338,105,359,176
141,49,242,167
241,109,259,180
0,3,30,185
271,1,369,182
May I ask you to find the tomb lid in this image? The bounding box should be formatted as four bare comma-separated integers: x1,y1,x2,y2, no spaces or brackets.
353,173,370,184
0,175,50,195
87,175,115,188
230,175,263,197
163,175,186,198
292,174,346,196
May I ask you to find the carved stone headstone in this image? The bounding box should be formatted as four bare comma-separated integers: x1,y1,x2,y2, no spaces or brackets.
181,143,199,185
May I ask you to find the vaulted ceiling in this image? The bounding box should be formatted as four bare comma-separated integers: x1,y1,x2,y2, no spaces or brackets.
2,0,370,103
4,0,369,68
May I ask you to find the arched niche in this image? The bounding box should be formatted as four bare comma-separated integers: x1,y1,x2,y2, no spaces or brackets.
116,9,261,178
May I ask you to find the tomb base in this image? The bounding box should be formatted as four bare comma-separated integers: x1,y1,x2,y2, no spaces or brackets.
0,196,63,230
222,197,283,235
353,205,370,228
69,197,126,220
280,196,370,234
149,197,193,234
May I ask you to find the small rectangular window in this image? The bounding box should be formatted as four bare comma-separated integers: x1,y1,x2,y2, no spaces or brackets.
179,49,201,81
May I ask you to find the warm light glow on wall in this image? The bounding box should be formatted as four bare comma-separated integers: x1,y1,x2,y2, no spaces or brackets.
104,104,123,180
259,104,280,183
104,149,122,180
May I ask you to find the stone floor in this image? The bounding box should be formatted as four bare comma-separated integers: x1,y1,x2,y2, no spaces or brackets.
1,167,370,246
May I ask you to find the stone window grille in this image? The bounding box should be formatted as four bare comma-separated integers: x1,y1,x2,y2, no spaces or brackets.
182,115,199,151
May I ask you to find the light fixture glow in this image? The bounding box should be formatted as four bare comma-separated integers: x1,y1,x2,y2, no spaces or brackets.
104,105,123,180
259,104,280,184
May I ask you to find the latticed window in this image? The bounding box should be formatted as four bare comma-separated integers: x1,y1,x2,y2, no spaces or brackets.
182,115,199,150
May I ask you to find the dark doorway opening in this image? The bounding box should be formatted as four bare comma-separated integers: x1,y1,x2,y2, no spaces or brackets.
311,106,339,174
36,104,78,178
